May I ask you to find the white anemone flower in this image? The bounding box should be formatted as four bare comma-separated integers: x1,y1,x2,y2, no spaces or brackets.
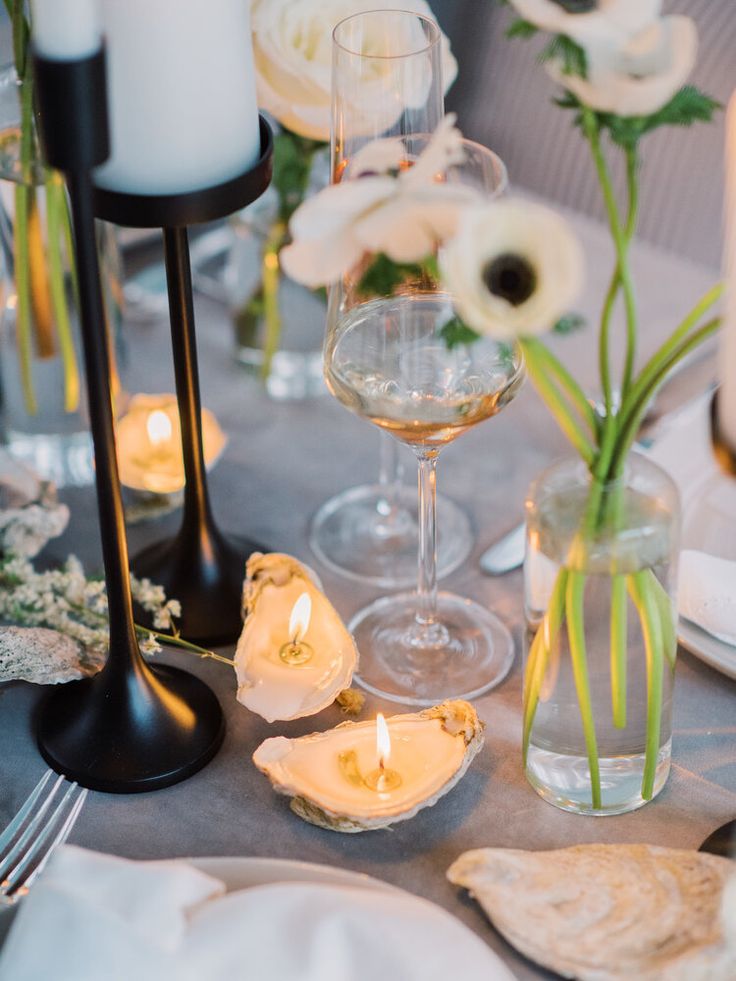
509,0,661,48
280,116,479,288
550,16,697,117
251,0,457,142
440,199,584,341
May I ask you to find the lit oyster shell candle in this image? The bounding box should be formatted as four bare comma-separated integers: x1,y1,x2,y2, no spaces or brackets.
116,394,226,494
235,553,358,722
253,700,484,832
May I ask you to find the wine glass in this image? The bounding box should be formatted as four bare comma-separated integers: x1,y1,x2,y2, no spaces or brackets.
310,8,473,588
323,135,523,705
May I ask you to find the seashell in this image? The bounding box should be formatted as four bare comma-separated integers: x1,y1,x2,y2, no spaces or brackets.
0,626,104,685
253,700,484,833
234,552,357,722
448,844,736,980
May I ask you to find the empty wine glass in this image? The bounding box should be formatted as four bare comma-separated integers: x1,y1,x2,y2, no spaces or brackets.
310,8,473,588
323,134,523,705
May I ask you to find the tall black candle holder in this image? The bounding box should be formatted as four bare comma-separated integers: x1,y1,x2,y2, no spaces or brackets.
699,391,736,857
93,116,274,647
31,48,229,792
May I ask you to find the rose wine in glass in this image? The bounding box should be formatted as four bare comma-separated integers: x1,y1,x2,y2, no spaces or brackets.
325,287,523,704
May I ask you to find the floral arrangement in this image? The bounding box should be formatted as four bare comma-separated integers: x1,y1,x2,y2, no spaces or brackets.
283,0,721,810
245,0,456,377
0,491,225,684
1,0,81,416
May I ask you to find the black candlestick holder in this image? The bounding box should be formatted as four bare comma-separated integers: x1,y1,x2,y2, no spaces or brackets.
93,116,274,646
31,48,227,792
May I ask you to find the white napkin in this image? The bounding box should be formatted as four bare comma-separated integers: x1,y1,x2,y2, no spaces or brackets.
643,395,736,647
679,549,736,646
0,846,515,981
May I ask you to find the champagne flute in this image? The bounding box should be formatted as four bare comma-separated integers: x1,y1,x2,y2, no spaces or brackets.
310,8,473,588
324,135,523,705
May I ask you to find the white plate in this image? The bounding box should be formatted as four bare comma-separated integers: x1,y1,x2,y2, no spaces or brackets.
678,620,736,681
0,857,516,980
187,856,397,897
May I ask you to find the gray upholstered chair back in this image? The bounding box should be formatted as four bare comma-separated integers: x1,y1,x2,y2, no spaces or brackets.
434,0,736,271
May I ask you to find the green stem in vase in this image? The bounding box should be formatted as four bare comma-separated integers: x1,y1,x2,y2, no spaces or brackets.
610,574,628,728
522,337,598,437
583,110,638,414
621,145,639,396
14,181,35,414
523,568,568,763
611,317,721,476
259,220,286,381
521,340,596,464
616,283,722,442
44,170,80,413
61,188,80,304
648,570,677,672
566,570,601,810
14,61,36,415
627,571,664,799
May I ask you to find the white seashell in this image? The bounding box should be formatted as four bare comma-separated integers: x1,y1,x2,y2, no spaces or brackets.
234,552,357,723
448,844,736,980
0,626,104,685
253,700,484,833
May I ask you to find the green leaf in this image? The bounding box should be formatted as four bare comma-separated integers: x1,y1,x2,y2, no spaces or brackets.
506,19,538,40
272,131,325,223
553,312,586,335
356,253,425,298
539,35,588,79
596,87,721,148
438,317,481,350
638,86,722,134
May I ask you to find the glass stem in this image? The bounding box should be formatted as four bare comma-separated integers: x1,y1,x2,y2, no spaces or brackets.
376,432,404,525
416,450,439,627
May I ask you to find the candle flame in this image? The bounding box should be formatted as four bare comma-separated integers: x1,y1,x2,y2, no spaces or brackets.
288,592,312,643
376,713,391,767
147,409,173,446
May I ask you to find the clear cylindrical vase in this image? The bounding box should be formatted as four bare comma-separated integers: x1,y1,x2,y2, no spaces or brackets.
0,66,124,488
523,453,680,815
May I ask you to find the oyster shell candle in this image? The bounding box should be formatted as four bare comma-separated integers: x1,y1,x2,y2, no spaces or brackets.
116,394,226,495
235,553,358,722
253,701,484,832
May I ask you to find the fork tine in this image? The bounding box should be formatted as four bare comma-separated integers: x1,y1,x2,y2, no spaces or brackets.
0,774,66,882
1,782,82,893
0,769,54,856
4,787,88,899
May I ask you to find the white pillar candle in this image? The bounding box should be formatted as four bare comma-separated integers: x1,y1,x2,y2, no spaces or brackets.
720,92,736,450
95,0,260,196
31,0,102,60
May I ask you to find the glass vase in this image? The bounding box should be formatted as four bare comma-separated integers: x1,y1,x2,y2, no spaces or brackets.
523,452,680,815
0,66,124,488
193,146,330,402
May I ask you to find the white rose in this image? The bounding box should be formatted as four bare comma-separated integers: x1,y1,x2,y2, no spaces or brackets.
251,0,458,141
509,0,661,47
440,199,584,341
550,16,697,117
280,116,478,287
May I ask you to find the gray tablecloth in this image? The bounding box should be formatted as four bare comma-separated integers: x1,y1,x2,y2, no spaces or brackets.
1,208,735,980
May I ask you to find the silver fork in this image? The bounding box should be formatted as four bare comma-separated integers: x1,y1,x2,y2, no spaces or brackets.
0,769,87,907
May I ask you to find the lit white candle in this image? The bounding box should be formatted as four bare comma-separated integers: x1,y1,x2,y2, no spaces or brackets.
720,92,736,450
31,0,102,61
95,0,260,195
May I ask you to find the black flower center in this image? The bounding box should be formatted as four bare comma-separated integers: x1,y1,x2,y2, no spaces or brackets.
482,254,537,307
549,0,597,12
